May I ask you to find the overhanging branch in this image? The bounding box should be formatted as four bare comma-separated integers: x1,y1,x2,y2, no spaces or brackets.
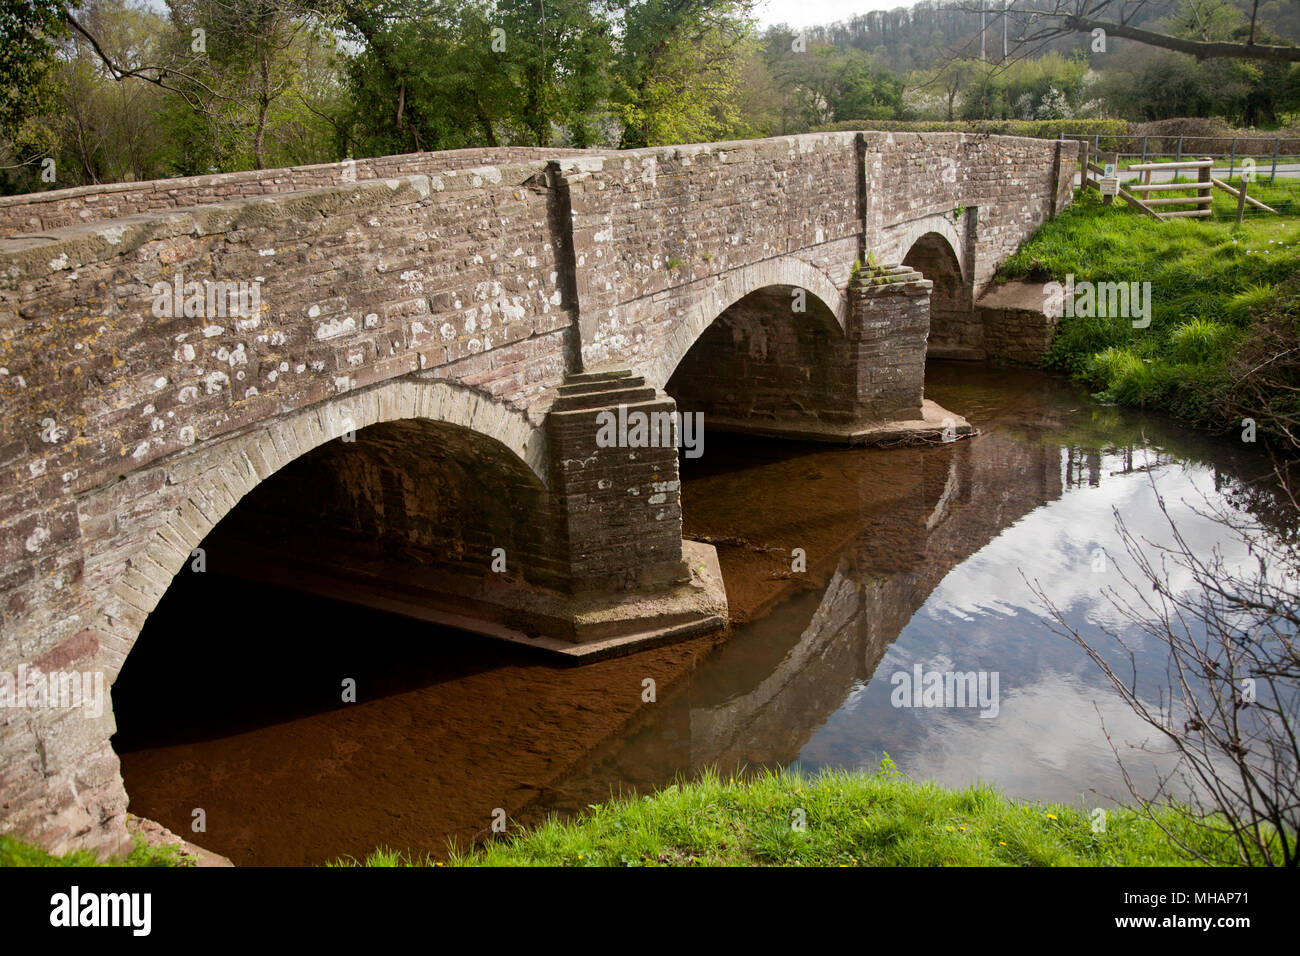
1059,14,1300,62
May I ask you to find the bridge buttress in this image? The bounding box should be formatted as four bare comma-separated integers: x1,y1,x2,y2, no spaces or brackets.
546,370,688,593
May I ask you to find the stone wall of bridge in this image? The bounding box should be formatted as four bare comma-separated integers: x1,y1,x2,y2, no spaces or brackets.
1,162,573,493
0,147,590,238
865,131,1074,287
563,133,863,375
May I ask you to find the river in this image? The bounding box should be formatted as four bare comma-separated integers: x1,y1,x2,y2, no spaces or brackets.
111,362,1284,865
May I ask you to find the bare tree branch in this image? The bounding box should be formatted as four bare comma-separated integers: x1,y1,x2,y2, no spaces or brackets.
958,0,1300,62
64,12,225,108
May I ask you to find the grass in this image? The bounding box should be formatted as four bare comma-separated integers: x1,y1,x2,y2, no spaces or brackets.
5,767,1275,867
335,765,1264,867
998,179,1300,423
0,831,186,867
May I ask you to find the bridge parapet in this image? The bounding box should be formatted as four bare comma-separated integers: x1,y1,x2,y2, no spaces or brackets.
860,131,1074,291
0,146,592,238
0,164,574,502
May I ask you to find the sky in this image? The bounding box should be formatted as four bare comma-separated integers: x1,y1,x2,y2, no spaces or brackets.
754,0,909,29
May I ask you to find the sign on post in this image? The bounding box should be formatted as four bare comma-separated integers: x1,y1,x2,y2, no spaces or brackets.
1099,163,1119,200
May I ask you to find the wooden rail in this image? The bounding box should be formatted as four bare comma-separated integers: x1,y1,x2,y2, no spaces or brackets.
1210,178,1278,214
1127,181,1212,192
1079,155,1277,221
1126,159,1214,171
1064,132,1300,184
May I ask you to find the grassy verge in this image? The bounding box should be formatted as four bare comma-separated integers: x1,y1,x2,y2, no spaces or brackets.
997,180,1300,427
0,832,186,867
337,766,1261,867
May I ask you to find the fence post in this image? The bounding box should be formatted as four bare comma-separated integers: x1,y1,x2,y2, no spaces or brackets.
1272,137,1280,184
1176,136,1183,163
1229,137,1237,181
1140,136,1148,165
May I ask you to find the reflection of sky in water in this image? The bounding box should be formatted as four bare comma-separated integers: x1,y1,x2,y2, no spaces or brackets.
792,446,1264,808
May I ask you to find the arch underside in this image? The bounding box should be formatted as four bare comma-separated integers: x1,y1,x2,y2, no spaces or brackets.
647,256,849,391
901,230,976,354
87,377,551,681
666,283,852,429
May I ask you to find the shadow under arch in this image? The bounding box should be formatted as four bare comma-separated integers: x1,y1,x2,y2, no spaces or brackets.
666,282,849,431
901,230,975,356
88,376,564,857
646,256,848,391
658,260,850,433
88,378,550,682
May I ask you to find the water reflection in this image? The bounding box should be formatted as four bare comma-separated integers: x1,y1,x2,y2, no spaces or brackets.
529,364,1281,818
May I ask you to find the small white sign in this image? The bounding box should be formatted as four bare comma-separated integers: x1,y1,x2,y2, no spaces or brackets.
1099,177,1119,197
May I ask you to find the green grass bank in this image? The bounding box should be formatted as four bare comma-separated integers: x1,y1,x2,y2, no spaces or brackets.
997,180,1300,431
343,768,1260,867
0,833,183,867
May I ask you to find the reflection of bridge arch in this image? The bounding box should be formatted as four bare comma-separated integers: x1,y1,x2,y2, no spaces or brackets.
529,432,1064,798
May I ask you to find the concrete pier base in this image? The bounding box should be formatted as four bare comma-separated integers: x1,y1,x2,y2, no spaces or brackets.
208,537,728,662
695,399,973,446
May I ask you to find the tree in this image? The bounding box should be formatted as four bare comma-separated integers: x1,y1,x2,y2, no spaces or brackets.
1086,1,1295,124
339,1,617,154
1097,49,1214,120
616,0,757,148
759,31,901,132
491,0,616,147
164,0,331,170
0,0,76,138
926,58,981,121
56,0,173,184
731,41,784,136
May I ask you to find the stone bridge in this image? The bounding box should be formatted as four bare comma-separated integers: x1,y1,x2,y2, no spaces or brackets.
0,130,1074,855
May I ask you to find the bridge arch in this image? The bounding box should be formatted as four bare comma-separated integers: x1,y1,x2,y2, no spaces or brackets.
90,378,549,676
893,214,966,283
900,226,973,355
647,256,848,390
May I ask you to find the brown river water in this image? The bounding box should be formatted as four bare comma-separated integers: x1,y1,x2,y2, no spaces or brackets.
112,362,1284,865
